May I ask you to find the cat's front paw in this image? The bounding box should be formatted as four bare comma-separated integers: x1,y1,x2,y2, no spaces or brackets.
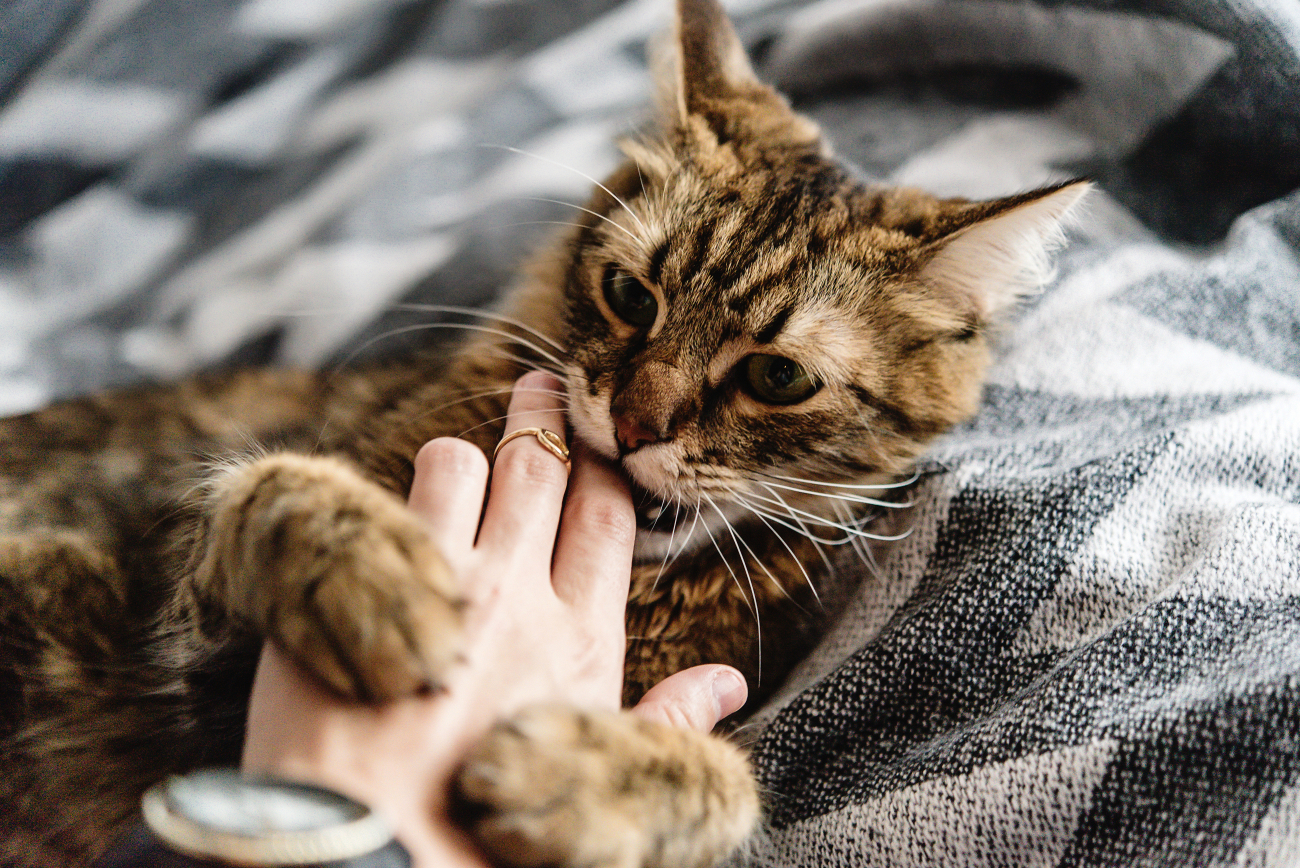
196,453,464,701
457,705,759,868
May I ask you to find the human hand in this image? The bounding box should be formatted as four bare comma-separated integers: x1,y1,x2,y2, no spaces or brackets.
242,372,747,867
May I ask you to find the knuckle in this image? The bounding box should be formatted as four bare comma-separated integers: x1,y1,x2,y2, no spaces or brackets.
567,494,636,546
640,698,704,732
416,437,488,480
495,444,569,488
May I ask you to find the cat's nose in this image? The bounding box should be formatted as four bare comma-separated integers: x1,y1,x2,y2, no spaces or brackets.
612,412,661,451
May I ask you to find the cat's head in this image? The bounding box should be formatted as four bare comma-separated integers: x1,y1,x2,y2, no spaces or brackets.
550,0,1087,559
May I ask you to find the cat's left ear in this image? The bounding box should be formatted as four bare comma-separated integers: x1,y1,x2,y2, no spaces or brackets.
918,181,1091,322
656,0,821,150
671,0,760,117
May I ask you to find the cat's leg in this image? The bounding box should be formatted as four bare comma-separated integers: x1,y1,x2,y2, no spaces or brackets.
457,705,759,868
186,452,464,701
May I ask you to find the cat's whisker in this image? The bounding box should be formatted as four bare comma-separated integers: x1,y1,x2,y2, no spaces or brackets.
481,144,650,239
752,477,913,509
757,469,922,491
832,499,874,574
729,494,821,608
650,493,687,594
748,485,913,543
731,493,847,546
702,493,762,683
660,494,705,572
697,496,755,621
423,322,571,372
387,384,527,429
483,348,566,380
736,488,839,575
709,496,802,610
499,219,606,235
337,321,570,375
634,161,649,211
390,303,565,353
452,402,570,440
520,197,646,248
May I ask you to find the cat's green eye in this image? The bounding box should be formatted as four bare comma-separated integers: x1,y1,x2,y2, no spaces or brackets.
743,354,819,405
602,268,658,328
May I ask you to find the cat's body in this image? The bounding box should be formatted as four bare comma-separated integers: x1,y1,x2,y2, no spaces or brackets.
0,1,1086,866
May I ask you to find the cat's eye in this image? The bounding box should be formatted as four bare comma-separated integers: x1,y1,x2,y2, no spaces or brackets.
742,354,819,405
602,267,658,328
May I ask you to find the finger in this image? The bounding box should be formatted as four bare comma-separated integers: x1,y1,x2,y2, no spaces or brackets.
630,665,748,733
477,372,571,557
408,438,489,564
549,442,635,615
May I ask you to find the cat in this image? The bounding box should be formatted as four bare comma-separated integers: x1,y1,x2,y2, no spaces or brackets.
0,0,1087,866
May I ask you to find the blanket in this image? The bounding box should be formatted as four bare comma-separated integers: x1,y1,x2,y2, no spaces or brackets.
2,0,1298,865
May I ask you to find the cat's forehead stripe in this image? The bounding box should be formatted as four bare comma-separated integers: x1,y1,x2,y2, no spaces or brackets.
646,239,670,288
753,304,793,344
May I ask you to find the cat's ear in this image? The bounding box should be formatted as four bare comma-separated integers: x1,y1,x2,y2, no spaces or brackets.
654,0,820,151
918,181,1091,322
672,0,761,117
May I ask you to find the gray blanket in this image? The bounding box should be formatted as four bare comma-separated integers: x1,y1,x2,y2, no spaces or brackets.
2,0,1299,865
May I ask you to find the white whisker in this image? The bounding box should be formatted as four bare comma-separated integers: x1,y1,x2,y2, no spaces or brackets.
735,488,839,575
521,197,645,247
391,303,565,352
484,348,565,378
703,493,762,683
833,499,875,574
451,401,570,439
753,477,913,509
750,484,913,543
732,493,851,547
710,496,802,608
664,495,705,570
482,144,650,237
334,321,569,375
698,497,756,620
759,470,921,491
733,497,821,608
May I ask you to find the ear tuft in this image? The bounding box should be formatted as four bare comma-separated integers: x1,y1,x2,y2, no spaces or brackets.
919,181,1091,321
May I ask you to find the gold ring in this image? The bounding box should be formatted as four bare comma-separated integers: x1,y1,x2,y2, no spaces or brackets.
493,427,571,471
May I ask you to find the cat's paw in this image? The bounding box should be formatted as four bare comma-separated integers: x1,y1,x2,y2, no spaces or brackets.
457,705,759,868
197,453,463,702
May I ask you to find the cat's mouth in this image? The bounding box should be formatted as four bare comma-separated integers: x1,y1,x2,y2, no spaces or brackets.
629,485,696,532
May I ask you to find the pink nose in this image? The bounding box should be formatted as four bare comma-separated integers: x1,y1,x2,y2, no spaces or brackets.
612,412,659,451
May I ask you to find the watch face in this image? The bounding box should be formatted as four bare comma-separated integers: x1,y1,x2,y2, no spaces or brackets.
143,769,396,866
164,770,367,834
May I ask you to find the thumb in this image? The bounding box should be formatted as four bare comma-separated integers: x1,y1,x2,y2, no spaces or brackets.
630,665,748,732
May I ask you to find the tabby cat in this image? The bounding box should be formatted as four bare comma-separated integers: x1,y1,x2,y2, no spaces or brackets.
0,1,1087,866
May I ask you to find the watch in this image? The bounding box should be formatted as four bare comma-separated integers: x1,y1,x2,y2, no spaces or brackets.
120,769,410,867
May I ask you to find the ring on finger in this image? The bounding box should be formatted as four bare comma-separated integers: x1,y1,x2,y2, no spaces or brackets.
493,427,571,471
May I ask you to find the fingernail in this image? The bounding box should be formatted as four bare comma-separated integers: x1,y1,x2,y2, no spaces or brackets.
711,668,748,720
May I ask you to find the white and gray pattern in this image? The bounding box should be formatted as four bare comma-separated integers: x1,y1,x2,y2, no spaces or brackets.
2,0,1298,864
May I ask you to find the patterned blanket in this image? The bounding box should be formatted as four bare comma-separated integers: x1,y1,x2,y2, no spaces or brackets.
2,0,1298,865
